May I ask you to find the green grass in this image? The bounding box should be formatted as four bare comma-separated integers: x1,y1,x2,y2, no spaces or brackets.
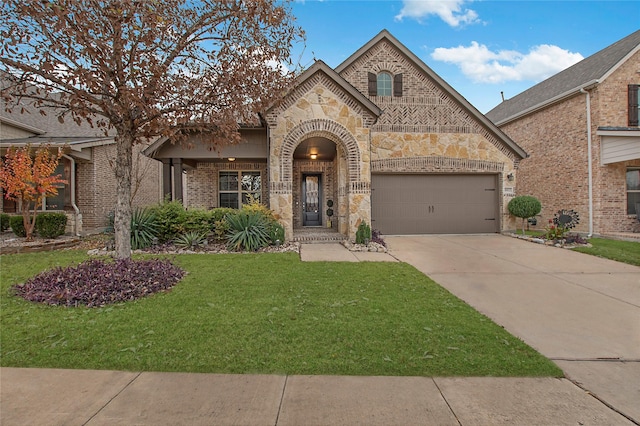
573,238,640,266
0,251,562,377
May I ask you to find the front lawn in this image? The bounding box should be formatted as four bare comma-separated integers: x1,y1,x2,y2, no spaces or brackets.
515,231,640,267
0,251,562,377
572,238,640,266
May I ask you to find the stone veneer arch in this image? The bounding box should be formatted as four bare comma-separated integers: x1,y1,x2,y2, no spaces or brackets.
280,118,361,183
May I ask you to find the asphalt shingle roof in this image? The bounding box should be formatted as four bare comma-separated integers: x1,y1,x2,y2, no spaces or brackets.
486,30,640,125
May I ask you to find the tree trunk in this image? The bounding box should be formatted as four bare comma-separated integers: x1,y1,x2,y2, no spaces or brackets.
21,199,36,241
114,131,133,259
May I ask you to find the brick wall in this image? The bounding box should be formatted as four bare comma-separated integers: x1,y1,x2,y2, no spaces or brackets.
76,143,162,231
185,161,268,210
498,50,640,234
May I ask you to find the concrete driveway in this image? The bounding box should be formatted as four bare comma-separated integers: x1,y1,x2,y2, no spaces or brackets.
386,234,640,424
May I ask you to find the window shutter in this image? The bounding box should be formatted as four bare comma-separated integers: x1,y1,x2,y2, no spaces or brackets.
368,73,377,96
629,85,639,127
393,73,403,97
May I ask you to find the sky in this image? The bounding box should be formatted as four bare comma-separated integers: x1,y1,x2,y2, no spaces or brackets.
288,0,639,113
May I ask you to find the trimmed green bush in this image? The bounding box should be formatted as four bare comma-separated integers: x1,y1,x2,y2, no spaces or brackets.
0,213,10,232
508,196,542,235
35,212,67,238
9,215,26,237
180,208,211,236
149,200,187,243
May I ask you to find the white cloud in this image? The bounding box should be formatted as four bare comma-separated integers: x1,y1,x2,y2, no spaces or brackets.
395,0,480,27
431,42,584,83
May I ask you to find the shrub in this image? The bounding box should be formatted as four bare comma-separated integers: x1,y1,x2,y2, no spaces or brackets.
355,221,371,244
226,211,270,251
12,258,185,307
213,219,230,241
10,215,26,237
35,212,67,238
174,231,208,249
131,208,159,250
268,221,285,244
0,213,10,232
208,207,236,226
180,208,211,236
241,196,276,222
149,200,187,242
508,196,542,235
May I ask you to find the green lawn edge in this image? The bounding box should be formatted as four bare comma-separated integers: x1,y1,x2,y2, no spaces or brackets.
0,251,562,377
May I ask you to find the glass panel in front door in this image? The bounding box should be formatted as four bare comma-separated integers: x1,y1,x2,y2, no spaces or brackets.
303,175,321,226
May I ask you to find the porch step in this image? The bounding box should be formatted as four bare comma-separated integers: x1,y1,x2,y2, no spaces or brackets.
292,229,347,244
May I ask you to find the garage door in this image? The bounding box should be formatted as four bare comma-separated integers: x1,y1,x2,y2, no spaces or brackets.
371,174,499,234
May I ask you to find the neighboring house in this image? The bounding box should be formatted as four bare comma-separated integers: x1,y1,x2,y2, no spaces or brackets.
486,30,640,236
145,30,527,240
1,81,162,234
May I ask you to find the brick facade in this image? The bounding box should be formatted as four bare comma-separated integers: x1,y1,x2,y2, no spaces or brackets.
497,50,640,234
76,143,162,231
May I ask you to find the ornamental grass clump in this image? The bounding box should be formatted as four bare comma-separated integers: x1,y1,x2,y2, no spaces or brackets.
12,258,185,307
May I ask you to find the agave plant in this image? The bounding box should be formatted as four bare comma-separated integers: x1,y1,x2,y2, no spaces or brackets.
174,231,208,249
225,211,270,252
131,208,159,250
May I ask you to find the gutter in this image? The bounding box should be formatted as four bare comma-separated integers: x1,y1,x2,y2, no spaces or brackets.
580,88,595,237
495,79,600,126
62,154,81,236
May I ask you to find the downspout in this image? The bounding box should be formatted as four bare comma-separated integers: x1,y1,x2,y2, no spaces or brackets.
62,154,81,236
580,88,594,237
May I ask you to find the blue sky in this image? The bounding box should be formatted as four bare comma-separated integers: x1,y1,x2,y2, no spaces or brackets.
288,0,639,113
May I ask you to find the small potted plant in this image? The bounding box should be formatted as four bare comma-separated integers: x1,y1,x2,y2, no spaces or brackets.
326,200,334,228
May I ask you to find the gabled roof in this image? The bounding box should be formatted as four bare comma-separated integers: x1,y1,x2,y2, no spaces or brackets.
268,60,382,119
487,30,640,125
336,30,527,160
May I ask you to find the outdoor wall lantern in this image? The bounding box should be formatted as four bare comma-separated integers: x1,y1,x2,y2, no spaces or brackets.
507,172,514,181
310,154,317,160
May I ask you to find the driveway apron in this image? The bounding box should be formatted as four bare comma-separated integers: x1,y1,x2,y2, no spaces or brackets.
386,234,640,424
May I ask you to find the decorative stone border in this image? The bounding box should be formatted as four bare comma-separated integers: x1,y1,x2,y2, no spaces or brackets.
506,232,592,249
342,240,388,253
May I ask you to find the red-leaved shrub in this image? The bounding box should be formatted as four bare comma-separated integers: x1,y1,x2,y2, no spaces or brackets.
12,258,185,307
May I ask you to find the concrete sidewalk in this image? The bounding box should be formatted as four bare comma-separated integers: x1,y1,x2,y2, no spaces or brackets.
2,236,638,425
1,367,633,425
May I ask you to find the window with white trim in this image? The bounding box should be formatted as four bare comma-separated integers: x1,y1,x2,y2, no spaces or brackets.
627,167,640,215
219,171,261,209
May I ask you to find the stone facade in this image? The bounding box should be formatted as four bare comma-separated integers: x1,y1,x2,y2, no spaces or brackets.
152,31,525,240
497,50,640,235
265,73,378,239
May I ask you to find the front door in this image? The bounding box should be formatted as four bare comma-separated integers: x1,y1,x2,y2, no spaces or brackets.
302,174,321,226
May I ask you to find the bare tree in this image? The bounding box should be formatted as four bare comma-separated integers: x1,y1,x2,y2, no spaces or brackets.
1,0,304,258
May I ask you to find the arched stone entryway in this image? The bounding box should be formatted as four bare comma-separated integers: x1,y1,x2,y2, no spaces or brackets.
270,118,370,240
